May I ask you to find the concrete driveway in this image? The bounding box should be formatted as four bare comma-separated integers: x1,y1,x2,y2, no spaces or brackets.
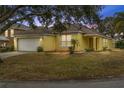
1,77,124,88
0,51,29,59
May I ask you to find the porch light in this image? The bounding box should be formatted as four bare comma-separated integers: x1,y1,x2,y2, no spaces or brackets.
40,38,42,41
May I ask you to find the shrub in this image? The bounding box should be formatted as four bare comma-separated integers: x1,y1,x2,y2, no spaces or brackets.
37,46,43,52
103,47,108,51
0,46,14,52
85,48,94,52
68,39,79,54
115,40,124,49
0,47,9,52
8,46,14,51
0,58,3,63
68,46,74,54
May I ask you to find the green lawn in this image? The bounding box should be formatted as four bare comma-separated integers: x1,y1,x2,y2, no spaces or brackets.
1,50,124,80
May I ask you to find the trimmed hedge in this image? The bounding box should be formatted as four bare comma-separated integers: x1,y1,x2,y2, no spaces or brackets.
115,40,124,49
68,46,74,54
0,46,14,52
85,48,94,52
37,46,43,52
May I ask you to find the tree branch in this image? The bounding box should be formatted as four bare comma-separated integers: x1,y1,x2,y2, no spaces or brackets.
0,6,24,24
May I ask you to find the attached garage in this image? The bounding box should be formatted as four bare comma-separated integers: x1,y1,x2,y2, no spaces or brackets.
17,38,41,51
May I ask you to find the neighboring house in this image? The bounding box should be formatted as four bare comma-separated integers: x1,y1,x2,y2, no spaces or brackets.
0,36,9,47
14,25,115,52
2,24,30,47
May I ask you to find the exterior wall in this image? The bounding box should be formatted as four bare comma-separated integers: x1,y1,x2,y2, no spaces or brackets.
3,29,15,47
55,33,83,52
82,36,89,49
42,36,56,51
14,37,18,50
82,36,103,51
72,33,83,51
96,38,115,51
108,39,115,49
98,37,104,51
81,36,114,51
14,33,115,52
42,34,115,52
4,29,28,47
101,38,115,50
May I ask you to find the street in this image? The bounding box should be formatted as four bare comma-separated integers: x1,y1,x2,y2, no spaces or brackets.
0,77,124,88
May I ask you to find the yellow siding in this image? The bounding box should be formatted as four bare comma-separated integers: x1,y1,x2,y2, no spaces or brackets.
108,39,115,49
73,33,83,51
55,34,83,51
101,38,115,50
82,36,89,49
14,37,18,50
14,33,115,52
98,37,104,51
42,36,56,51
54,34,115,52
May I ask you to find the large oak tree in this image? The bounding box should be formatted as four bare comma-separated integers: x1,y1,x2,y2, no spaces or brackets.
0,5,103,34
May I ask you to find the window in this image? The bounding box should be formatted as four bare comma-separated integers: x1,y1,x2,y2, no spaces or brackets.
103,39,108,47
10,29,14,37
61,35,72,47
5,30,8,37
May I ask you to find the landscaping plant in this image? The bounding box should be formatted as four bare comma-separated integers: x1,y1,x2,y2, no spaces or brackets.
37,46,43,52
69,39,78,54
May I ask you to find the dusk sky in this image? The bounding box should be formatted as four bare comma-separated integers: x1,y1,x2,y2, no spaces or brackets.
101,5,124,18
25,5,124,26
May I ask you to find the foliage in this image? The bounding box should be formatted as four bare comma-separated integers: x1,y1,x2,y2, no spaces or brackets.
85,48,94,52
0,46,14,52
0,5,103,34
103,47,108,51
99,17,115,38
37,46,43,52
0,47,8,52
115,40,124,49
114,12,124,34
99,12,124,39
68,39,78,54
68,46,74,54
8,46,14,51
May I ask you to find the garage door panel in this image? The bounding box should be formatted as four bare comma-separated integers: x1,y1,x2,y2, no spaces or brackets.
18,38,40,51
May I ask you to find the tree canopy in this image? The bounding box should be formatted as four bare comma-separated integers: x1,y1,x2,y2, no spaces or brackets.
0,5,103,34
99,17,115,37
98,11,124,39
114,12,124,33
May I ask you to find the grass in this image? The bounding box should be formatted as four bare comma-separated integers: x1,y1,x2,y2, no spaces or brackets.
1,50,124,80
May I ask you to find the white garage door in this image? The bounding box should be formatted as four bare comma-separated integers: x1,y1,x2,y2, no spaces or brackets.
18,38,40,51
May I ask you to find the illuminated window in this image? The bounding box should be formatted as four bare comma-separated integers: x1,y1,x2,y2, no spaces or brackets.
10,29,14,37
5,30,8,37
61,35,71,47
103,39,108,47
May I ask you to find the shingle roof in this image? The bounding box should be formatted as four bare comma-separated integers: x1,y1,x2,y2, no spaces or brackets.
9,24,31,30
14,28,54,36
14,24,112,39
0,36,9,41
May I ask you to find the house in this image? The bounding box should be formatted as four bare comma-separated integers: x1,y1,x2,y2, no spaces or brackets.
13,25,115,52
1,24,30,47
0,36,9,47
